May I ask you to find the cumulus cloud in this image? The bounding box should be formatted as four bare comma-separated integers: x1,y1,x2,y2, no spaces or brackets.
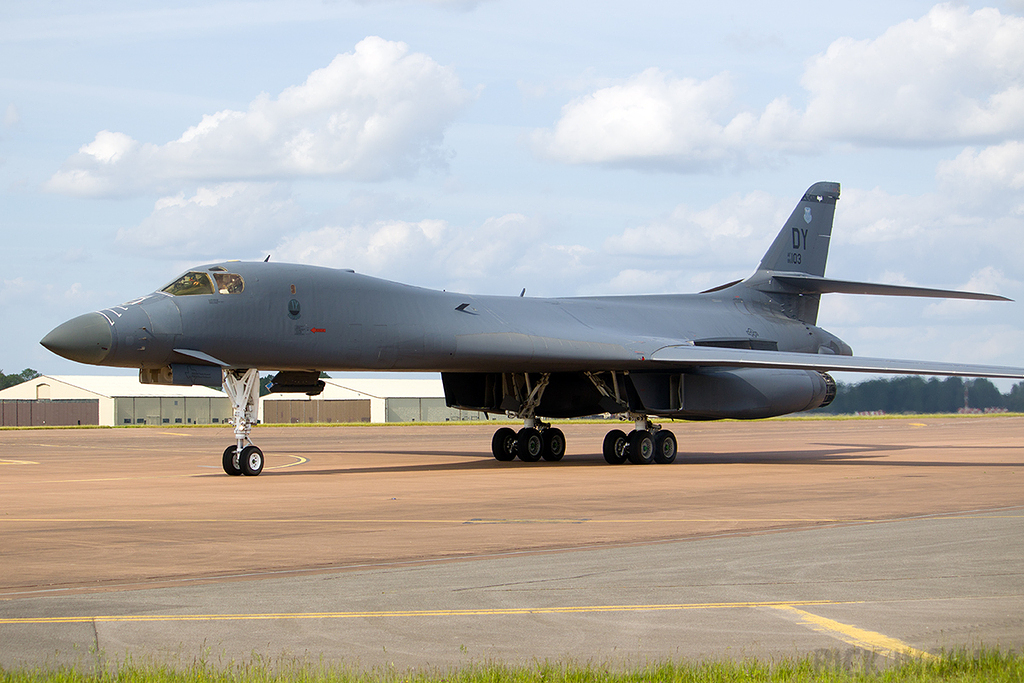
273,213,596,296
936,141,1024,214
117,183,306,259
533,4,1024,170
530,70,804,170
48,37,472,196
801,5,1024,144
604,190,789,263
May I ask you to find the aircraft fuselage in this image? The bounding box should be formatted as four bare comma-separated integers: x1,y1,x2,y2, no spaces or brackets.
70,262,850,375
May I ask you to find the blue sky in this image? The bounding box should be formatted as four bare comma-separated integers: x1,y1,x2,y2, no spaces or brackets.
3,0,1023,385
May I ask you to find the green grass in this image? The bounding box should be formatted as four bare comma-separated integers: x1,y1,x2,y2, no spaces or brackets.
3,650,1023,683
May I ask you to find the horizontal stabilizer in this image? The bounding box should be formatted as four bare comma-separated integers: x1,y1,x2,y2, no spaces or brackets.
768,273,1011,301
650,345,1024,379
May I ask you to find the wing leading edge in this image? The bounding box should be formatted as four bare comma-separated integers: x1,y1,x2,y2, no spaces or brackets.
650,345,1024,380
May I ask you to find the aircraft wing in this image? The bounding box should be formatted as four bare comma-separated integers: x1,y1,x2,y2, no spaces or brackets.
650,345,1024,379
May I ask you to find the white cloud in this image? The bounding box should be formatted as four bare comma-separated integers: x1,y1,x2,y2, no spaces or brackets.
533,4,1024,170
801,4,1024,144
117,183,305,259
936,141,1024,212
604,190,788,264
47,37,473,196
530,69,804,170
272,213,597,296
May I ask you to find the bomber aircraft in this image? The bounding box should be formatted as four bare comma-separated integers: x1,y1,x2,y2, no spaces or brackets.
42,182,1024,476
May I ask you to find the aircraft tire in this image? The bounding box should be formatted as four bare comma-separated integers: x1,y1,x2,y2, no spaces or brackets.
628,430,655,465
602,429,628,464
653,430,677,464
222,445,242,476
491,427,517,461
542,428,566,461
517,428,543,462
240,445,265,476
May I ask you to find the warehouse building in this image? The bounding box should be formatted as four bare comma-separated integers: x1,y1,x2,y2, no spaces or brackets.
0,374,491,427
260,377,491,423
0,375,231,427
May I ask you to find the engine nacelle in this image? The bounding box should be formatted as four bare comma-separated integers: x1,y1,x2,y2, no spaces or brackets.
629,368,836,420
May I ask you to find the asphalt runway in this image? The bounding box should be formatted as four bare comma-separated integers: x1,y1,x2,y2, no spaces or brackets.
1,417,1022,671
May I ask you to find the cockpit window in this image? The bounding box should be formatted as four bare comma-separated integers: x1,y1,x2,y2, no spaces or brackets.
162,272,214,296
213,272,244,294
161,271,245,296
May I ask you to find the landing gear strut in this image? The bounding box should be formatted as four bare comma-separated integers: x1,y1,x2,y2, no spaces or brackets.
221,368,264,476
489,373,565,463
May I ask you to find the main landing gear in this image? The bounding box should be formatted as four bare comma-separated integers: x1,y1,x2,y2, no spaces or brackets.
491,419,566,462
488,417,676,465
601,417,676,465
221,368,264,476
486,371,677,465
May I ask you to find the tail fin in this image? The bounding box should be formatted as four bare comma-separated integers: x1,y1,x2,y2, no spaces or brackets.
757,181,840,277
744,181,1009,325
740,182,839,325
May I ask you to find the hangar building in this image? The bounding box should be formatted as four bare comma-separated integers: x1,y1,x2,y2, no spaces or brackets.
0,375,231,427
0,375,490,427
260,377,490,423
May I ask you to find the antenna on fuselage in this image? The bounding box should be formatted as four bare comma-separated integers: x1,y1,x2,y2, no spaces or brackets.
520,288,526,297
264,255,271,262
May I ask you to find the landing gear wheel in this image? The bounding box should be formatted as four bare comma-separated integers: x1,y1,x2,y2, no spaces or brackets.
542,428,566,461
491,427,518,461
628,430,655,465
517,428,543,462
240,445,264,476
653,430,677,464
222,445,242,476
603,429,628,464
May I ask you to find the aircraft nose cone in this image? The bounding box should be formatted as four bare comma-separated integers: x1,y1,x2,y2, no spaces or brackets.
40,313,113,365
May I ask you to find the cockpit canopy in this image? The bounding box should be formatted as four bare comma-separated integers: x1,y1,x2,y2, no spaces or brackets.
162,269,244,296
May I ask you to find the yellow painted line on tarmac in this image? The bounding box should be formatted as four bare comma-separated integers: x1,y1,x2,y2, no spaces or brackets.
909,423,928,428
0,459,38,465
266,454,308,470
0,599,856,625
769,605,935,660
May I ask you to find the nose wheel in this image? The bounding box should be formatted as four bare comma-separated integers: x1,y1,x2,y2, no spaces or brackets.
223,444,265,476
221,368,264,476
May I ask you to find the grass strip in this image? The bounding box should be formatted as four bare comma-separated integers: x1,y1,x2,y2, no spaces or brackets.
2,649,1023,683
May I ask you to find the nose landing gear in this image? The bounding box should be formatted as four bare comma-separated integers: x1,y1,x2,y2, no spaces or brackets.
221,368,264,476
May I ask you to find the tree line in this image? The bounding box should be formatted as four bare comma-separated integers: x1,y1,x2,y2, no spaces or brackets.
813,376,1024,415
0,369,40,390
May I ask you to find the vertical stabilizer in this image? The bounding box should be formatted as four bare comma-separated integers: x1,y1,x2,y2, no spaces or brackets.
744,182,840,325
757,181,839,277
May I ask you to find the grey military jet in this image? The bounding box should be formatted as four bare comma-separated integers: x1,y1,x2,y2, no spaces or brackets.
41,182,1024,476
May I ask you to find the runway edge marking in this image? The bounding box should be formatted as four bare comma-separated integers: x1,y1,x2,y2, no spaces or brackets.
0,599,857,625
767,605,936,660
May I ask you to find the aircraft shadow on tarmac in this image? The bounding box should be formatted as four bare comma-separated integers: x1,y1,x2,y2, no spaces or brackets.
264,442,1022,476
